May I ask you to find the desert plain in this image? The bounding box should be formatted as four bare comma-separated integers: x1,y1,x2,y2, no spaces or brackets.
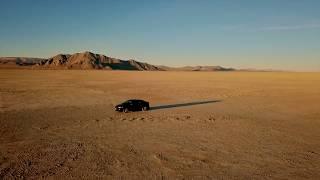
0,69,319,179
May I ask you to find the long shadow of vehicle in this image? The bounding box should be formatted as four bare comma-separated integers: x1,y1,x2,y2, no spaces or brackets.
150,100,221,111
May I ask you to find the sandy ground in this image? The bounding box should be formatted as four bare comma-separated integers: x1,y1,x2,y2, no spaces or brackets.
0,70,319,179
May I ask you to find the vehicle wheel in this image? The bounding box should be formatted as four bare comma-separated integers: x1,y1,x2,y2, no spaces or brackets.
142,106,148,111
124,108,129,113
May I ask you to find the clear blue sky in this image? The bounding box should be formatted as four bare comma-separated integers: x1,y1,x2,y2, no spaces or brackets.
1,0,320,71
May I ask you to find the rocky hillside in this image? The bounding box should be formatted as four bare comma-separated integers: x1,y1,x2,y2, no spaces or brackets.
34,52,163,70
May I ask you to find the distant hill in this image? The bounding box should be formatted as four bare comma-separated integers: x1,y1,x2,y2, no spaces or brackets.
0,51,235,71
0,57,45,68
160,65,234,71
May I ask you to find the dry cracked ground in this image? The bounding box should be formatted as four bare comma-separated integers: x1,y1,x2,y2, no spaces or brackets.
0,70,320,179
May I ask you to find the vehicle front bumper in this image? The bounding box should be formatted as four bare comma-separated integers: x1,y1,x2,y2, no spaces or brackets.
115,107,123,111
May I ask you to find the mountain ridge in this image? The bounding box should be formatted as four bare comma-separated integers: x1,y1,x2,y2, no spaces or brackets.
0,51,235,71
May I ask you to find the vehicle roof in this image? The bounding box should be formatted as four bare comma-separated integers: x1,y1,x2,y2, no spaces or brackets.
125,99,146,102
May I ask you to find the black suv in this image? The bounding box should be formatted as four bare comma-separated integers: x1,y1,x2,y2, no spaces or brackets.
115,99,150,113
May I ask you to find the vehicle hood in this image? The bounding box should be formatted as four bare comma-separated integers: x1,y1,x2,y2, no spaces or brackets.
115,103,125,108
